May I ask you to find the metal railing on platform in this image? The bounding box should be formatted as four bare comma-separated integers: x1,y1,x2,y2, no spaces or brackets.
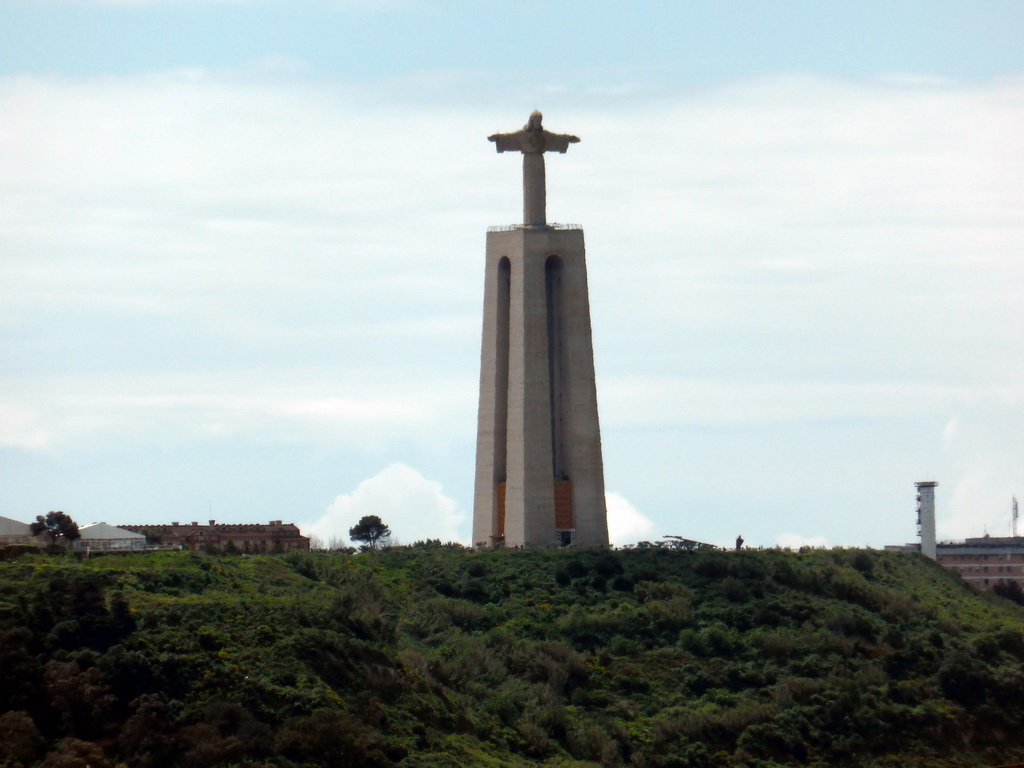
486,223,582,232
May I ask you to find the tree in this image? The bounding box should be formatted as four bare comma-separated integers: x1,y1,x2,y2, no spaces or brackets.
30,511,80,548
348,515,391,550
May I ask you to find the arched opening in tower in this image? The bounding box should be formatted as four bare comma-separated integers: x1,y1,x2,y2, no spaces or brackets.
495,257,510,541
545,255,574,543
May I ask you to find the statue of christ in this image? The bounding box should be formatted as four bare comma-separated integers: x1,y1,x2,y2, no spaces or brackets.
488,111,580,227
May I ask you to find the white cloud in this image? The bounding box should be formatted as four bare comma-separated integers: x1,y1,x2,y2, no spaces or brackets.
302,463,465,546
306,478,652,549
776,533,828,550
606,491,655,546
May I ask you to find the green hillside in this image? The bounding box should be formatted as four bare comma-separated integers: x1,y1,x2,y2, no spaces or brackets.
2,545,1024,768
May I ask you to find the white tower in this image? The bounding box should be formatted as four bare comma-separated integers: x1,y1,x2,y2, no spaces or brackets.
916,481,937,560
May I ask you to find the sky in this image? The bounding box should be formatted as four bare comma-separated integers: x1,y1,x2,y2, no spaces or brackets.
2,0,1023,550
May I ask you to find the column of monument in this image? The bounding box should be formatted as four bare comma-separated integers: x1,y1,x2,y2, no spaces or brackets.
472,111,609,549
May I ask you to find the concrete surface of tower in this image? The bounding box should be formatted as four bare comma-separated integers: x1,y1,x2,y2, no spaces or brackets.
472,111,609,550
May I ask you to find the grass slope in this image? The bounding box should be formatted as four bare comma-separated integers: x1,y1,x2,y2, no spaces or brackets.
2,545,1024,768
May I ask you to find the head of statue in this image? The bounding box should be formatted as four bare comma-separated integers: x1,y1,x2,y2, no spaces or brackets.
525,111,543,131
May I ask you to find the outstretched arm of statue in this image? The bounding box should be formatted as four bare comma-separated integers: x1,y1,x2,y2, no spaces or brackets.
539,131,580,153
488,132,527,153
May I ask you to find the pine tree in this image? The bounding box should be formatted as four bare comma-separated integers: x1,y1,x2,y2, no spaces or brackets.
347,515,391,550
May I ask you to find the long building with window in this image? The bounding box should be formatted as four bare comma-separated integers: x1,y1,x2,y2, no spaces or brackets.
935,536,1024,591
123,519,309,553
886,535,1024,592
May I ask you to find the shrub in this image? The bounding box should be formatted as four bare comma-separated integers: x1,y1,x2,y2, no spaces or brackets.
38,738,114,768
852,550,875,576
0,710,44,766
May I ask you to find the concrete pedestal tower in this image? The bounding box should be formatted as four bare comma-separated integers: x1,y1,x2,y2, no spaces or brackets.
472,111,609,550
